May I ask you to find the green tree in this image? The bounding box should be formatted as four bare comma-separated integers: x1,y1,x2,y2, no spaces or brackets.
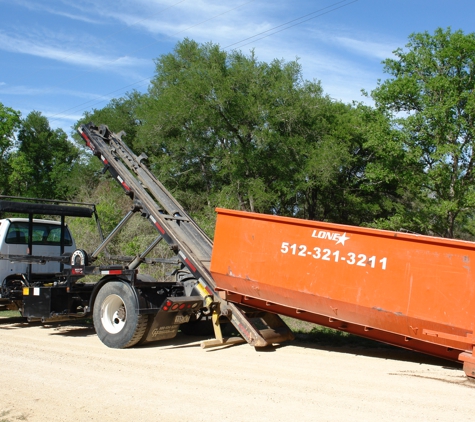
75,39,402,232
74,91,143,151
9,111,80,199
136,39,387,226
137,39,308,215
370,28,475,238
71,91,146,195
293,100,401,225
0,103,21,194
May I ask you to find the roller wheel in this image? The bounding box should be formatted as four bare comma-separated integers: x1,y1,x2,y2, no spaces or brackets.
93,282,149,348
71,249,88,266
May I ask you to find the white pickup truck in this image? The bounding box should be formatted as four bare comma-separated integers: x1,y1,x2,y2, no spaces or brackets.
0,218,77,284
0,198,95,313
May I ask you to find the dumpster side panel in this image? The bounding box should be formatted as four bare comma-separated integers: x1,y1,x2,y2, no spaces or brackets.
210,208,475,357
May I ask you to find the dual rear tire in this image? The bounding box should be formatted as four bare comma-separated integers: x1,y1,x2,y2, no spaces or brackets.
93,282,149,348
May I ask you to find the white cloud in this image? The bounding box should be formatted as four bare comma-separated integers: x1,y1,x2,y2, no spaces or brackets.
46,112,84,123
0,84,113,100
5,103,82,134
333,36,398,60
43,9,101,24
0,0,396,120
0,31,149,71
85,0,271,45
0,0,102,23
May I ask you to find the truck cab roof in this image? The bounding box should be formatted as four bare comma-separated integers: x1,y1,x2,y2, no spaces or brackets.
1,218,65,225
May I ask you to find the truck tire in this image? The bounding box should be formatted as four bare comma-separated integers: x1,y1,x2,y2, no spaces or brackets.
93,281,148,349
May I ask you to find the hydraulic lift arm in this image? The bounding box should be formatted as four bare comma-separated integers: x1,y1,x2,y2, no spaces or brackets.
78,123,294,347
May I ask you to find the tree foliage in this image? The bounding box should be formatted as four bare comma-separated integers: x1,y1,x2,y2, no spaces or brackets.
9,111,81,199
371,27,475,237
74,91,143,151
136,39,304,214
0,103,21,194
69,33,475,239
134,39,390,226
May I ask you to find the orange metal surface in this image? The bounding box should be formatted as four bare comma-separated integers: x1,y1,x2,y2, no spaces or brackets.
210,208,475,373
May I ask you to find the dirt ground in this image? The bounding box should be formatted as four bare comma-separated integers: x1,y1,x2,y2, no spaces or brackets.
1,319,475,422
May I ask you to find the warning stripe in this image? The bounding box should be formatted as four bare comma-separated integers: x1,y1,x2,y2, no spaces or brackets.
149,215,165,234
101,270,123,275
78,127,87,140
179,251,197,273
117,175,130,191
78,127,95,152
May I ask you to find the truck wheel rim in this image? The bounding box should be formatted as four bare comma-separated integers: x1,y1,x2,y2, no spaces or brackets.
101,294,127,334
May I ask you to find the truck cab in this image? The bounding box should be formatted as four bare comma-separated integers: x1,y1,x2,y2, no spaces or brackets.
0,198,95,314
0,218,76,283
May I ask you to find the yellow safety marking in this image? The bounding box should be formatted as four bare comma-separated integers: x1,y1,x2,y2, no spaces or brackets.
196,283,209,298
212,311,223,343
196,284,214,307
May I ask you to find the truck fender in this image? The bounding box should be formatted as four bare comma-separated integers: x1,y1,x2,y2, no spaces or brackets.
1,273,28,286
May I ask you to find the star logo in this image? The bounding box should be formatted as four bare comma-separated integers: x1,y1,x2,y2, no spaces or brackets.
311,230,351,245
335,232,350,246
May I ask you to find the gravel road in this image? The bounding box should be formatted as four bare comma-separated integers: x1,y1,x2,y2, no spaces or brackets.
1,319,475,422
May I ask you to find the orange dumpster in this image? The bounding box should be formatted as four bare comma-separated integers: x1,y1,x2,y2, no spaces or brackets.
210,208,475,377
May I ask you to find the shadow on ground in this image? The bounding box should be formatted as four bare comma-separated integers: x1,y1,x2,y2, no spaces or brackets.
0,316,467,378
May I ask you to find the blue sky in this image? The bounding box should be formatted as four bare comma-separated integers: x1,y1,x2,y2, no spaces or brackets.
1,0,474,138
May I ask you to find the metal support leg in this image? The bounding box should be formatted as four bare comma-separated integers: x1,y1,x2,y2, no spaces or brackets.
91,210,136,259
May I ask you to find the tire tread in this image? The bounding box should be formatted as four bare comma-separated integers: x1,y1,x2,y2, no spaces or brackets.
123,314,149,348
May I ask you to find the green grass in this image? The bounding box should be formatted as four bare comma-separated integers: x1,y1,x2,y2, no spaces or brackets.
0,310,22,318
281,316,392,349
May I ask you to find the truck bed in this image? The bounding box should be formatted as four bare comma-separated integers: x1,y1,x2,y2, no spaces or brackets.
210,208,475,376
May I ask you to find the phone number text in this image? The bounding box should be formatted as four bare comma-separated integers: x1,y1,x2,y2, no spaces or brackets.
280,242,387,270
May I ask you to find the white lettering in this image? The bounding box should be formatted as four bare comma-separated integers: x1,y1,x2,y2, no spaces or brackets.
311,230,350,246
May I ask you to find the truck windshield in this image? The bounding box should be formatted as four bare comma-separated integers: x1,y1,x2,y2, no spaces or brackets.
5,222,73,246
